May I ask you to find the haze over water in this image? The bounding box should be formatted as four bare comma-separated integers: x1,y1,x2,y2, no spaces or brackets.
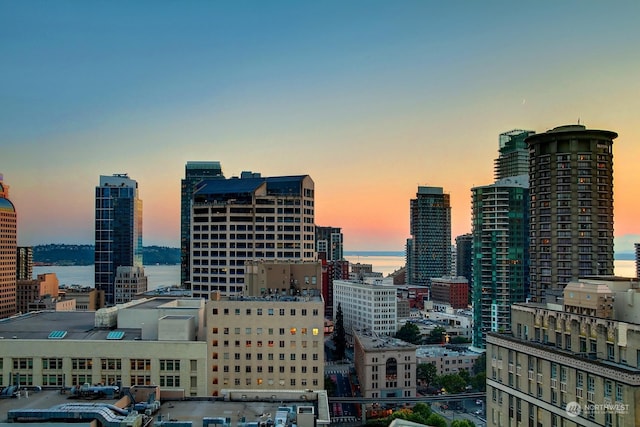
34,258,637,290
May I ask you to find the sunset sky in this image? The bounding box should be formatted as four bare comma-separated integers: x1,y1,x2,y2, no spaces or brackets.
2,1,640,252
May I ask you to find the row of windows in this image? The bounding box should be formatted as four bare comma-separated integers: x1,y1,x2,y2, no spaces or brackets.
214,352,319,361
193,224,314,232
217,377,319,387
214,364,320,373
213,340,321,349
216,327,320,336
11,358,186,372
213,307,319,316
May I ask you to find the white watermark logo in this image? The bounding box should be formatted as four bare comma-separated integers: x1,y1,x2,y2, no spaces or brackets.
566,401,630,418
565,401,581,418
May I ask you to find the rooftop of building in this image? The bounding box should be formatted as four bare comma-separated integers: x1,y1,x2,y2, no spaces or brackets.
415,345,481,358
0,197,15,212
431,276,469,284
487,331,640,376
137,285,193,297
212,293,323,304
0,311,143,341
333,279,396,289
514,276,640,322
525,123,618,143
355,330,417,351
194,174,310,198
0,389,327,427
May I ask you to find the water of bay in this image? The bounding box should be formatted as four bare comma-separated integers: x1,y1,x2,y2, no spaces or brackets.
34,259,637,289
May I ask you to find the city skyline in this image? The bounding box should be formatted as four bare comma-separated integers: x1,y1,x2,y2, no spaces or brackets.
3,2,640,251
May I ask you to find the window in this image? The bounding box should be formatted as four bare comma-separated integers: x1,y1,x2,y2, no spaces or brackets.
130,359,150,371
42,358,63,370
607,343,615,361
101,359,122,370
604,380,612,399
73,358,94,370
160,360,180,371
160,375,180,387
13,358,33,370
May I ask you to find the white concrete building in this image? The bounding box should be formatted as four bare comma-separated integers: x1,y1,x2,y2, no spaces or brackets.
0,297,208,397
333,280,397,340
114,265,148,304
353,330,417,399
207,292,325,396
189,173,315,299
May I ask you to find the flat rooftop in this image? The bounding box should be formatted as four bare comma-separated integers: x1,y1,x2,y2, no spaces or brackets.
416,345,481,358
0,390,319,426
355,332,417,351
219,295,323,303
0,311,142,341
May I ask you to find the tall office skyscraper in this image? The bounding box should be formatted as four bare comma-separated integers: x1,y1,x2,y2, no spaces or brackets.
527,124,617,302
471,176,529,348
0,174,17,319
180,161,224,286
495,129,534,179
16,246,33,281
455,233,472,284
407,186,451,287
189,172,315,299
94,174,143,305
471,129,532,349
315,226,343,262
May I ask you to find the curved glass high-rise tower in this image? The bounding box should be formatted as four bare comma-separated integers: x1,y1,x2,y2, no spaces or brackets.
526,125,617,302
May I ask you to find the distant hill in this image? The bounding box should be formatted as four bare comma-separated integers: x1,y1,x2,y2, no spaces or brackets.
33,244,180,266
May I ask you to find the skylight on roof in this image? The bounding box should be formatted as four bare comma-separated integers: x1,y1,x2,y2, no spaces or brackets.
48,330,67,339
106,331,125,340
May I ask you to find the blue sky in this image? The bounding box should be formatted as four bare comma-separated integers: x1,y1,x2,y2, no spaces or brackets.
2,1,640,252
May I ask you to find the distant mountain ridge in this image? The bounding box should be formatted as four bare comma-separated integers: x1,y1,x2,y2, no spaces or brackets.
32,244,180,266
28,245,636,265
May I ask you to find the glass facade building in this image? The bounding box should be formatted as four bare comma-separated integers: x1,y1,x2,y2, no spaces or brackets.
407,186,451,287
180,161,225,286
471,129,532,349
94,174,143,305
472,176,529,348
526,125,617,302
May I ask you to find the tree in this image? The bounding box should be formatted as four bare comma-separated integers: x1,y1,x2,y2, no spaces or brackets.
412,402,432,419
472,352,486,375
426,326,446,344
458,368,471,385
470,371,486,392
452,420,476,427
333,303,346,360
416,363,438,386
450,336,471,344
425,413,447,427
395,322,422,344
438,373,467,394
